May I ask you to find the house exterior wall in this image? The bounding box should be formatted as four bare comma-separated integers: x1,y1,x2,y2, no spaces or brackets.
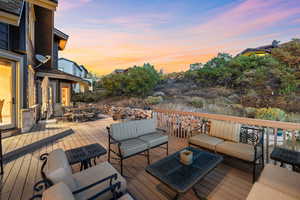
53,39,58,68
34,5,54,68
0,23,9,50
58,58,74,74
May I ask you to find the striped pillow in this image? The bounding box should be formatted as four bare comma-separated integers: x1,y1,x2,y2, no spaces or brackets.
209,120,241,142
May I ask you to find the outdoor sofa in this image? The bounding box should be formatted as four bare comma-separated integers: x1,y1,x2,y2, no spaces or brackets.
247,164,300,200
33,149,127,200
188,120,264,182
107,118,168,175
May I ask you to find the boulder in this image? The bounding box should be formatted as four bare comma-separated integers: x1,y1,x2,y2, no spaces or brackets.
153,91,166,97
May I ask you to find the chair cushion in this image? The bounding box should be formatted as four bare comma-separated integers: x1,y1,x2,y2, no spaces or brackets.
111,120,138,141
210,120,241,142
139,132,168,148
216,141,255,161
246,182,297,200
46,149,78,190
189,134,224,151
135,119,156,137
119,138,148,157
258,164,300,199
42,182,75,200
72,161,127,200
118,193,135,200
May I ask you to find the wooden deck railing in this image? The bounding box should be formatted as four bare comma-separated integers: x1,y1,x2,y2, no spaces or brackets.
153,108,300,163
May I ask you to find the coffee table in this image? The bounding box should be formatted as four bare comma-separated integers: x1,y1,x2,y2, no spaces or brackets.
65,143,107,170
146,146,223,200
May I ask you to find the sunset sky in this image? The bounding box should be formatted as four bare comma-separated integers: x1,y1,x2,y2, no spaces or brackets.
55,0,300,75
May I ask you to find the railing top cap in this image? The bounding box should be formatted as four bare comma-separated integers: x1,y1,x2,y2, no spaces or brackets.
154,109,300,130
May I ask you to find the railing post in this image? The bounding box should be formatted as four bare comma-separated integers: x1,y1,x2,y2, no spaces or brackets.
274,128,278,148
292,130,297,151
266,127,270,164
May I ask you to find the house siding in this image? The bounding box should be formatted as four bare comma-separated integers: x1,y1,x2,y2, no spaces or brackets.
53,40,58,68
0,23,9,50
34,5,54,68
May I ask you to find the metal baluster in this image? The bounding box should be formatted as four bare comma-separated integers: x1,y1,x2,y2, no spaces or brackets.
266,127,270,164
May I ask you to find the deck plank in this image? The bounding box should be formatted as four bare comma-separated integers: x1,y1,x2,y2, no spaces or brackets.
1,118,253,200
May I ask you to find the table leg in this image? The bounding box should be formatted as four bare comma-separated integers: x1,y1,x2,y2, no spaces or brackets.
173,193,183,200
80,162,84,171
192,187,207,200
280,162,284,167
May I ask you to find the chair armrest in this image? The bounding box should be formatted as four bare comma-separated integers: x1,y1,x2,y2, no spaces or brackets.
106,127,121,145
73,173,122,200
29,194,42,200
156,128,166,133
254,132,264,159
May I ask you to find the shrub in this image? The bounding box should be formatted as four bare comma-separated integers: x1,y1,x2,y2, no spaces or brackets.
101,63,160,97
189,97,205,108
271,39,300,69
255,108,287,121
145,96,163,105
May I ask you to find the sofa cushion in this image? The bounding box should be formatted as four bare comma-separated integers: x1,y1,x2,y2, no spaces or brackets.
119,138,148,157
189,134,224,151
210,120,241,142
42,182,75,200
258,164,300,199
246,182,297,200
72,161,127,200
111,120,138,141
215,141,255,161
135,119,156,137
139,132,168,148
45,149,78,190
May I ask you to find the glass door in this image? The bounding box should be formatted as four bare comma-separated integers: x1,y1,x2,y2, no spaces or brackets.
0,59,16,129
61,84,70,107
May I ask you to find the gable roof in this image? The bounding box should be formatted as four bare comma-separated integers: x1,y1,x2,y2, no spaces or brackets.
238,44,276,56
54,28,69,50
79,65,88,73
59,58,83,71
54,28,69,41
0,0,24,26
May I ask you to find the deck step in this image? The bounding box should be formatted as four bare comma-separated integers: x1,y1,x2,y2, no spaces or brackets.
1,128,21,139
2,128,74,164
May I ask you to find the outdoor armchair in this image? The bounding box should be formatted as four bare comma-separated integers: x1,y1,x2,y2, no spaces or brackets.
33,148,127,200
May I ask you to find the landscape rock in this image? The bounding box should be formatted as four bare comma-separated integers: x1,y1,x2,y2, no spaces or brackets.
153,91,166,97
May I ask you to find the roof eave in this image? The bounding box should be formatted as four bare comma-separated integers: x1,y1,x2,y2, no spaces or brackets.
0,10,20,26
25,0,57,11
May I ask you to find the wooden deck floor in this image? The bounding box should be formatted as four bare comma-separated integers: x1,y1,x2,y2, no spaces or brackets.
0,118,253,200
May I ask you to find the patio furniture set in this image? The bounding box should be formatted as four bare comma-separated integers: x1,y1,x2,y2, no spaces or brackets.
30,118,300,200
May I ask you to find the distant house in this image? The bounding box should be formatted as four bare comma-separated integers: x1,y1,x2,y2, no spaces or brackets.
58,58,92,93
0,0,87,132
238,40,281,56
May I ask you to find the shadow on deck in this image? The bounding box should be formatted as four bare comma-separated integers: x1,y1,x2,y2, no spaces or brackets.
0,118,253,200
